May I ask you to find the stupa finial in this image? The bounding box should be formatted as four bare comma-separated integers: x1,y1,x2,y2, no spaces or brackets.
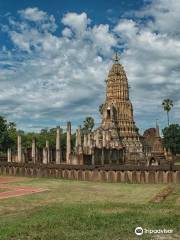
113,52,120,63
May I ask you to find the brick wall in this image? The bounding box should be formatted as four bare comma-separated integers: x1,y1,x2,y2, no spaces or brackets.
0,162,180,184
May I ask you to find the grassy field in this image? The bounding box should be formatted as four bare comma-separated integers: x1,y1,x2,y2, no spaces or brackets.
0,176,179,240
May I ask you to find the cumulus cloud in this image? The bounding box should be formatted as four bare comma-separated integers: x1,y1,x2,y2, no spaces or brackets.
0,1,180,132
0,9,116,131
114,19,138,39
136,0,180,36
113,0,180,131
19,7,47,21
91,24,117,56
62,27,72,38
18,7,57,32
62,12,90,36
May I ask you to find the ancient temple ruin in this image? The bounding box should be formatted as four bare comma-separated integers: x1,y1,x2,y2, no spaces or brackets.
142,123,166,165
6,53,167,166
76,53,145,165
68,53,165,165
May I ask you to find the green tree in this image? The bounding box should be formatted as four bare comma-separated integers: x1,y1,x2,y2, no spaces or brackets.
36,128,56,148
83,117,94,134
0,116,18,152
99,104,104,115
135,126,139,134
162,99,173,126
0,115,78,158
7,121,17,151
21,132,36,149
162,124,180,155
0,116,8,151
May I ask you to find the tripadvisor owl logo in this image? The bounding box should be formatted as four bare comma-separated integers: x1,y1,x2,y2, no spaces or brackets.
135,227,143,236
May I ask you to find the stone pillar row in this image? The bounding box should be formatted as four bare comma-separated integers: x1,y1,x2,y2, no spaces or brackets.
32,138,36,163
17,135,22,163
56,127,61,164
7,122,72,165
76,125,83,154
66,121,71,164
82,130,102,154
83,129,113,151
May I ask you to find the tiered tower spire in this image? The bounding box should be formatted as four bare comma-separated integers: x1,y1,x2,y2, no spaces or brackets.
101,52,138,138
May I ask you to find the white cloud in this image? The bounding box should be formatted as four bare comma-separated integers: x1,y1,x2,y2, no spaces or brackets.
91,24,117,55
0,9,114,131
113,0,180,130
19,7,47,21
62,12,90,36
62,27,72,38
0,2,180,132
137,0,180,36
114,19,138,38
18,7,57,32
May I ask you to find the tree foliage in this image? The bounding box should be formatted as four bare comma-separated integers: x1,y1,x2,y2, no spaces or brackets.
0,116,17,152
162,124,180,155
99,104,104,115
0,115,76,153
82,117,94,134
162,99,173,126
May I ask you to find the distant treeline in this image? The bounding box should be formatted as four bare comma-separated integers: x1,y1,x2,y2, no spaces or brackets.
0,115,180,155
0,115,95,153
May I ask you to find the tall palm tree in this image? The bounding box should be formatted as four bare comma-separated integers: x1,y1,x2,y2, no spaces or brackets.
83,117,94,134
99,104,104,115
162,99,173,126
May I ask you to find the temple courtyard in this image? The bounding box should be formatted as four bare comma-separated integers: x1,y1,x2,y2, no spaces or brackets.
0,176,179,240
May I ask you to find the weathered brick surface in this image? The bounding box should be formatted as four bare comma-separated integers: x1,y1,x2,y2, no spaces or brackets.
0,162,179,183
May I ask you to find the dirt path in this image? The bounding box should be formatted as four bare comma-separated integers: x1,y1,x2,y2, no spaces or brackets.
0,177,47,200
0,177,30,184
150,186,174,203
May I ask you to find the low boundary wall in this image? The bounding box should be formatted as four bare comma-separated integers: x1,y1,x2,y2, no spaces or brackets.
0,162,180,184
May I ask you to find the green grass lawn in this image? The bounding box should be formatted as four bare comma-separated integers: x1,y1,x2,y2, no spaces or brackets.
0,176,179,240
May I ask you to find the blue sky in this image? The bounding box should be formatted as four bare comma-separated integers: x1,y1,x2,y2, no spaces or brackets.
0,0,179,133
0,0,145,48
0,0,145,22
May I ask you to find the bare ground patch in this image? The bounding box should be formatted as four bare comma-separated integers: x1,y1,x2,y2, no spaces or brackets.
0,184,48,200
0,177,31,184
150,186,174,203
